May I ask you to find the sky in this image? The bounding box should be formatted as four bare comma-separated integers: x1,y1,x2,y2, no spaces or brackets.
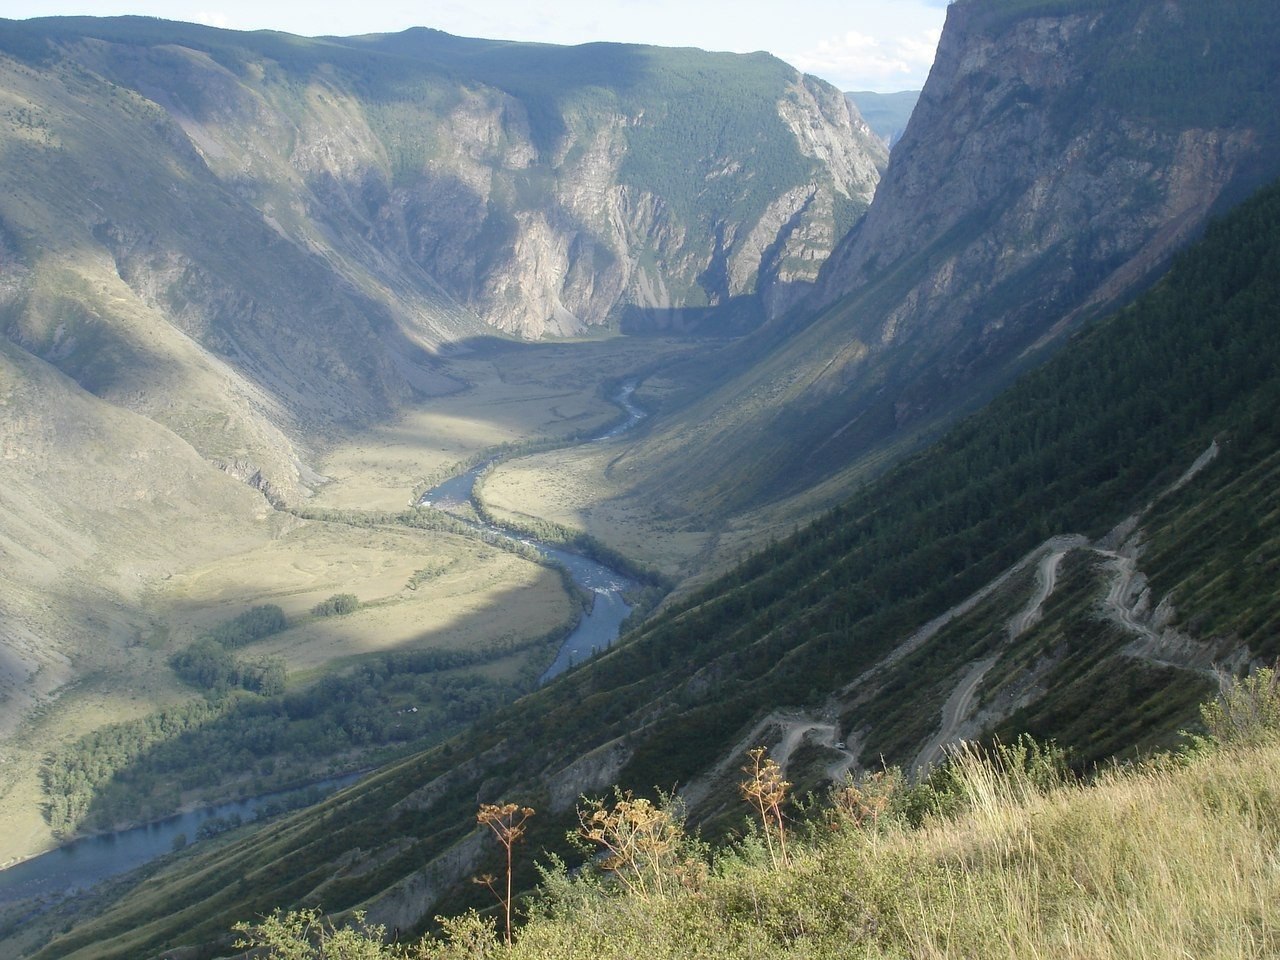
6,1,950,92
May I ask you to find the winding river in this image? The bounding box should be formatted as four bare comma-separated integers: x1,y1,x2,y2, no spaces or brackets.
0,774,361,906
420,381,647,683
0,382,648,905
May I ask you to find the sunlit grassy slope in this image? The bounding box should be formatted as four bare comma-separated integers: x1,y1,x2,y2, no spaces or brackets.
227,711,1280,960
476,741,1280,959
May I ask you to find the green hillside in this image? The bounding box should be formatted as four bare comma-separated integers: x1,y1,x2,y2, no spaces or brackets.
348,31,822,228
26,163,1280,959
236,706,1280,959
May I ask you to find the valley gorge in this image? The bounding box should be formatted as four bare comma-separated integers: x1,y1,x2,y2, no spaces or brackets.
0,21,883,880
2,0,1280,956
588,0,1280,523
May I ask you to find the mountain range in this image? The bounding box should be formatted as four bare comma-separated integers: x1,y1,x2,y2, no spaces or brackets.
2,0,1279,956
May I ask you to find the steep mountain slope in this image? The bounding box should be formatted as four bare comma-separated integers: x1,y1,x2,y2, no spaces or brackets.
341,29,887,333
613,0,1280,521
30,165,1280,960
0,13,885,584
0,338,282,857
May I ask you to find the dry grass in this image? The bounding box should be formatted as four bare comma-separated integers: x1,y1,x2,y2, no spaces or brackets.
480,443,781,584
555,740,1280,959
219,739,1280,960
891,744,1280,959
158,521,573,671
479,445,709,576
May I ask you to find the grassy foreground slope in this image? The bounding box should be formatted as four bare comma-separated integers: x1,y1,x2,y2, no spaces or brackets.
236,711,1280,959
28,168,1280,958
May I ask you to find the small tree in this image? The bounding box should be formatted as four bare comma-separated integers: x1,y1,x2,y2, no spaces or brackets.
740,747,791,867
475,802,535,945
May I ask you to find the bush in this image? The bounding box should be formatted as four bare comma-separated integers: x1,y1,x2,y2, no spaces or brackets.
1200,663,1280,745
312,593,359,617
205,604,287,648
232,908,396,959
170,640,286,696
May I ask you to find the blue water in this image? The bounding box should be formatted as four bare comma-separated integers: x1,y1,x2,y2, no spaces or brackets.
420,382,646,683
0,774,361,905
422,464,484,510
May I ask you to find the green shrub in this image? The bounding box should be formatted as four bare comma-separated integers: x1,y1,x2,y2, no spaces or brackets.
169,639,286,696
204,604,288,648
312,593,360,617
1200,663,1280,745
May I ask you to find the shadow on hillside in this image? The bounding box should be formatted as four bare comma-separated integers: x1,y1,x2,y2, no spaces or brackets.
55,575,588,839
616,295,766,338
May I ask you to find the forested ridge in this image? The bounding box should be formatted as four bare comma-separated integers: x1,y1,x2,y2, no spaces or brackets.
589,173,1280,790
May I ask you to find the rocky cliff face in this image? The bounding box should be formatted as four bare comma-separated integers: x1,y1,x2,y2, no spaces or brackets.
0,21,885,503
290,44,886,337
624,0,1280,516
813,0,1267,348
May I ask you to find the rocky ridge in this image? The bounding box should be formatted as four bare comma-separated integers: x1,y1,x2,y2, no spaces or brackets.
617,0,1280,517
0,20,885,504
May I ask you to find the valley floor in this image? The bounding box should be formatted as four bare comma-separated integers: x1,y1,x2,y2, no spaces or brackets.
0,334,711,865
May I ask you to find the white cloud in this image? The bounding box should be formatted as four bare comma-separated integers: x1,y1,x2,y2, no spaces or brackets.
191,10,234,29
789,26,942,91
